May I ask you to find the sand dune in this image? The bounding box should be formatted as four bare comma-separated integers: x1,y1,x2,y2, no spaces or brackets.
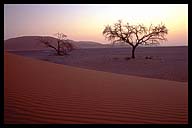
4,36,107,51
4,52,188,124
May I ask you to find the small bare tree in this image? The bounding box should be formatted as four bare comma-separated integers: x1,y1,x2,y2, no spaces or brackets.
39,32,74,56
103,20,168,59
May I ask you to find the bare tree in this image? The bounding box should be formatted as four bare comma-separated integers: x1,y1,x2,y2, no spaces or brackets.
39,32,74,56
103,20,168,59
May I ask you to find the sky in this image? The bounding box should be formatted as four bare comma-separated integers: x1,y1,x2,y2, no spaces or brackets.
4,4,188,46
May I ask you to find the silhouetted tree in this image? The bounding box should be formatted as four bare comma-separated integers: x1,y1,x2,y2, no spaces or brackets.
103,20,168,59
39,32,74,56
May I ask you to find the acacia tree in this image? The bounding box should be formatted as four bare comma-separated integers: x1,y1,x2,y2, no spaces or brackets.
103,20,168,59
39,32,74,56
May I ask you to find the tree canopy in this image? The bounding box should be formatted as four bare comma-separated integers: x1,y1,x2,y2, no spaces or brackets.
39,32,74,56
103,20,168,58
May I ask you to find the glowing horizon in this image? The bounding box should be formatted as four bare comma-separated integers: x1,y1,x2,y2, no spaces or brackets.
4,4,188,46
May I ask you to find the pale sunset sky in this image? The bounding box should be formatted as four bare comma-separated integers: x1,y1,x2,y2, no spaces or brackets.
4,4,188,46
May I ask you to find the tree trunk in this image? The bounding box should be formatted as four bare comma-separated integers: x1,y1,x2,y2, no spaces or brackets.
57,41,61,55
57,50,60,55
131,46,136,59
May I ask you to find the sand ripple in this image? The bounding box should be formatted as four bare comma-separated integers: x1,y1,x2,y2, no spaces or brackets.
4,52,188,124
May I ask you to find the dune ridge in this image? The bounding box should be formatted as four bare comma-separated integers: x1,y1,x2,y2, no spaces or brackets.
4,52,188,124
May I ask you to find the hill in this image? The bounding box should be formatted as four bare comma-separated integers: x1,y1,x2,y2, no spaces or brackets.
4,36,109,51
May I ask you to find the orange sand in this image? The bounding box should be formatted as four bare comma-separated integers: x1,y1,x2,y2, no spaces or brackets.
4,52,188,124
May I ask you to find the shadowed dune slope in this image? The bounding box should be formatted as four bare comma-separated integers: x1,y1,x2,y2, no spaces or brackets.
4,52,188,124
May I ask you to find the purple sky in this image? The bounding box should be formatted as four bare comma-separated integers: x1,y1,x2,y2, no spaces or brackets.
4,4,188,46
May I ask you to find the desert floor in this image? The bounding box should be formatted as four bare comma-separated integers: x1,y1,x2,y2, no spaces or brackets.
9,46,188,82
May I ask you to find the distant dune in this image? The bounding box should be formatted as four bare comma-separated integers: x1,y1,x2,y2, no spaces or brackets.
75,41,105,48
4,36,46,51
4,52,188,124
4,36,110,51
